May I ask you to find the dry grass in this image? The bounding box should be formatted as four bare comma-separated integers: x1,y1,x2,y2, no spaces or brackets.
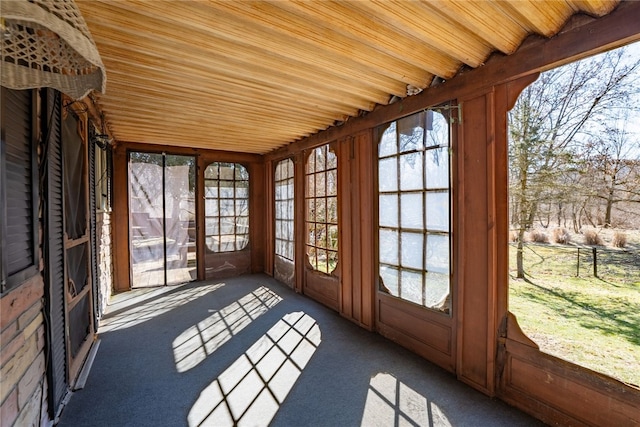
552,227,571,244
583,229,604,246
612,232,627,248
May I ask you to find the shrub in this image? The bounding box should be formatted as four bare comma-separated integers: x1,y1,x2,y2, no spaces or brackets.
584,229,603,246
612,232,627,248
529,229,548,243
552,228,571,244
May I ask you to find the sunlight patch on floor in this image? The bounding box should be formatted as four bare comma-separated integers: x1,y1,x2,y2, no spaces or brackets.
100,283,224,332
173,286,282,373
361,373,451,427
188,312,321,427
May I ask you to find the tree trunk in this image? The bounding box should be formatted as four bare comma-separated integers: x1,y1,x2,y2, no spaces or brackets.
516,228,526,278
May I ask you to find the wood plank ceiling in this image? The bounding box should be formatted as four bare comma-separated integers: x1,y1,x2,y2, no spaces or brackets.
76,0,619,154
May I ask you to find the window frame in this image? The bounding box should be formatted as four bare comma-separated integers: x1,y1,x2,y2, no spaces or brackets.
274,158,295,262
0,88,40,294
377,108,453,313
304,143,339,275
204,162,250,253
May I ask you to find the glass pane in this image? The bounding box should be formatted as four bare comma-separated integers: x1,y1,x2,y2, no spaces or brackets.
400,193,423,229
426,233,450,274
426,110,449,148
236,234,249,251
206,236,218,252
315,198,326,223
400,270,422,305
219,163,234,180
327,150,337,169
424,271,450,310
219,181,234,198
306,174,315,197
426,191,449,231
204,164,218,179
379,229,398,265
315,147,326,171
315,172,326,197
328,225,338,250
204,184,218,198
205,218,219,236
378,157,398,192
398,112,424,153
235,199,248,216
205,199,219,216
236,185,249,199
165,155,196,286
220,219,235,235
327,196,338,224
401,232,423,269
327,169,338,196
306,151,316,174
399,152,423,191
235,164,248,180
220,199,234,216
379,266,399,296
425,147,449,190
379,122,397,157
379,195,398,228
307,199,316,221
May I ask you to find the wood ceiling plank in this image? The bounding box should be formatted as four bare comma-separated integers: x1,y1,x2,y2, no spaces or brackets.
343,0,492,70
426,0,528,54
80,0,408,95
275,0,469,73
496,0,575,37
81,6,396,105
86,24,389,111
203,0,435,86
567,0,619,16
98,56,372,118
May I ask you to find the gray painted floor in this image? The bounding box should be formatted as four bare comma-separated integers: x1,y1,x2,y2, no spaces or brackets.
57,274,545,427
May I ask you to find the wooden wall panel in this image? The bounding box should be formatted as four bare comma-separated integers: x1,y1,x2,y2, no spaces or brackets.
204,251,251,280
456,90,496,394
264,160,275,277
304,269,339,311
377,294,454,371
273,256,294,288
112,145,130,291
499,315,640,426
250,162,265,273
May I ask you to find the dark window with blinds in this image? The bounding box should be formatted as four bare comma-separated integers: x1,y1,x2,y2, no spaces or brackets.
1,87,39,293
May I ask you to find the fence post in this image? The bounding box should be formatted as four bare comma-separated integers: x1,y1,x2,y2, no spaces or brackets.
576,247,580,277
592,247,598,278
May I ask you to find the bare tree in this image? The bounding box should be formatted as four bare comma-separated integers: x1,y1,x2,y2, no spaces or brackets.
508,47,639,278
583,112,640,228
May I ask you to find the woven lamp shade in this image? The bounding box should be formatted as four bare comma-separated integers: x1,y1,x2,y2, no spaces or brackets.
1,0,105,99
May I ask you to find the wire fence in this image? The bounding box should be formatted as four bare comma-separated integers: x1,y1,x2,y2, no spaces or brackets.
508,243,640,282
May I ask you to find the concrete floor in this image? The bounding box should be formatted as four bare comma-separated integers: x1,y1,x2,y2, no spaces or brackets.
57,274,545,427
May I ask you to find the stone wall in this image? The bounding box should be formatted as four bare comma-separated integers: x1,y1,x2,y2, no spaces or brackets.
0,275,51,427
96,211,113,318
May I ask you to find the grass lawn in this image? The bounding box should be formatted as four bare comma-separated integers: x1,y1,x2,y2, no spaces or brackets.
508,243,640,387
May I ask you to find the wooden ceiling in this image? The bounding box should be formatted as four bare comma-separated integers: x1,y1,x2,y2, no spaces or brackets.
76,0,620,154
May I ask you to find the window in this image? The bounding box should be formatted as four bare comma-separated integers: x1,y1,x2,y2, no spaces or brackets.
205,162,249,252
377,109,451,312
275,159,294,261
305,144,338,274
1,88,38,293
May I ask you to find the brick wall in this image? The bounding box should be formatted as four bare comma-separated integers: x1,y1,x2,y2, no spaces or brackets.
0,275,51,427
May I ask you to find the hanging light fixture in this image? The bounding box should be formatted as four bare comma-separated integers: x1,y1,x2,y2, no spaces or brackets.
1,0,105,100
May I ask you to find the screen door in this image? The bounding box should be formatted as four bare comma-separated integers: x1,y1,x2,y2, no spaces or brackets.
129,152,196,287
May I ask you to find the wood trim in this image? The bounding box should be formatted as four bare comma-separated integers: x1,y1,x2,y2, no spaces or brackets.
112,145,130,291
264,159,275,277
119,141,263,164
